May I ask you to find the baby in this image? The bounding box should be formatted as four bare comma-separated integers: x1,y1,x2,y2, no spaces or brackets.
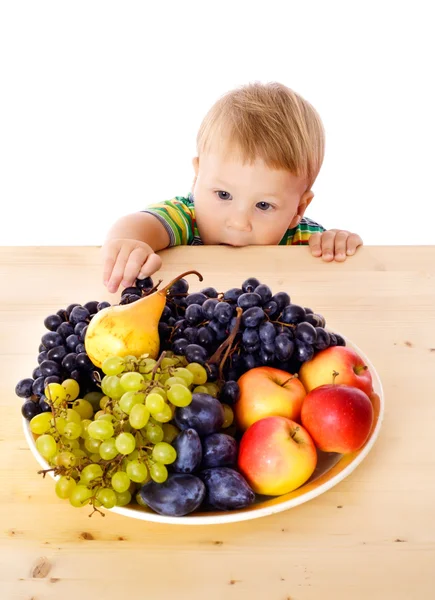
102,82,362,293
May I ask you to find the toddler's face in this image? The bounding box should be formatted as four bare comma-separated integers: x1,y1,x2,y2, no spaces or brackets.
192,149,312,246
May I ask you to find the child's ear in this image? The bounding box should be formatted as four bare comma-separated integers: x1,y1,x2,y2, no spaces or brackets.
289,190,314,228
192,156,199,176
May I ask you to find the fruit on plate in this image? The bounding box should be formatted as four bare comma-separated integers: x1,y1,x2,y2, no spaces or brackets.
199,467,255,510
85,270,203,369
301,378,374,453
234,366,306,431
237,416,317,495
299,346,373,396
138,474,206,517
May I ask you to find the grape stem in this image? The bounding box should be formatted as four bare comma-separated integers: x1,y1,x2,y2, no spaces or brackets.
208,307,243,380
151,351,167,380
89,504,105,518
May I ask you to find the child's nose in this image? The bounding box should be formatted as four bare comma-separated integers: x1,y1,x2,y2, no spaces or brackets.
226,210,251,232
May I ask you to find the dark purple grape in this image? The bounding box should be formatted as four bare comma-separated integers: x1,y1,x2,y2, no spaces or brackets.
119,293,141,305
220,380,240,405
259,345,275,364
47,345,67,363
21,400,41,420
44,314,63,331
32,367,42,379
172,429,203,474
202,298,219,320
275,334,295,361
39,360,61,377
161,306,172,321
169,278,189,295
244,343,261,354
167,317,176,327
56,309,67,321
57,322,74,339
304,307,314,314
74,321,88,337
158,322,171,340
172,338,189,355
185,293,207,306
208,319,227,341
223,288,242,303
202,434,237,468
295,322,317,344
200,287,218,298
197,326,214,347
205,363,218,382
62,353,78,372
69,306,90,326
121,286,142,297
185,304,204,325
66,303,80,317
281,304,306,325
173,318,188,335
70,369,81,381
174,393,224,436
242,277,261,293
259,321,276,344
272,292,291,311
76,343,86,353
274,323,294,338
263,300,279,318
329,333,338,346
37,351,48,364
66,334,80,352
261,341,276,354
242,328,259,347
38,343,45,352
41,331,64,350
83,301,99,314
185,344,208,365
79,325,88,342
39,397,52,412
184,327,199,344
136,276,154,291
44,375,60,386
76,352,94,371
15,378,34,398
305,313,323,327
316,314,326,327
242,306,265,328
32,376,45,396
335,333,346,346
295,341,314,362
97,301,111,311
213,302,233,324
138,474,205,517
200,468,255,510
237,292,262,310
314,328,331,350
254,284,272,304
243,353,260,370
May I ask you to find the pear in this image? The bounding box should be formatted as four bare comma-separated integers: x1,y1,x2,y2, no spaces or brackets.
85,270,203,369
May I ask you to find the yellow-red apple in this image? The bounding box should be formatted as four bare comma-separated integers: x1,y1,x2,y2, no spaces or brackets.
237,416,317,496
301,383,374,453
234,366,307,432
299,346,373,396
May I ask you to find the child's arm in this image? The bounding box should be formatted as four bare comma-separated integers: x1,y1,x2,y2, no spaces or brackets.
308,230,363,261
102,213,170,293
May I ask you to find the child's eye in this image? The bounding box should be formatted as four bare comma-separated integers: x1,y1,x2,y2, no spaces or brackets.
216,191,232,200
256,201,273,211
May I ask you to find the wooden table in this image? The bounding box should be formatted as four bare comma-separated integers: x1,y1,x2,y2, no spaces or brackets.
1,246,434,600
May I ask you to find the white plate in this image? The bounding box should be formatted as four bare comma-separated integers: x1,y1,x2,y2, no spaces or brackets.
23,335,384,525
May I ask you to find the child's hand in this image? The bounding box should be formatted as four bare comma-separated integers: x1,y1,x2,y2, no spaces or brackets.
309,230,363,262
102,238,162,293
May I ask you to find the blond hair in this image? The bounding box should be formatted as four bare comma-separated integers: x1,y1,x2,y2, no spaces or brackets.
196,82,325,189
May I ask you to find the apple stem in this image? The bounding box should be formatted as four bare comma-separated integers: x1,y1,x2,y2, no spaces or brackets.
290,426,300,439
332,370,340,385
354,365,369,375
282,374,298,386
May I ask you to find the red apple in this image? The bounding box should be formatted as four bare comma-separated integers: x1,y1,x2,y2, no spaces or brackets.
299,346,373,396
301,383,374,453
237,416,317,496
234,366,307,431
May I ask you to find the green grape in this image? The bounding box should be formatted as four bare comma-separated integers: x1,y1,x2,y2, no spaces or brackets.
63,422,82,440
205,382,219,397
167,384,192,408
193,385,208,394
55,476,77,499
173,367,194,387
126,460,148,483
87,420,114,441
81,464,103,484
72,399,94,420
162,423,180,444
129,404,150,429
84,391,104,410
138,357,156,376
66,408,82,424
152,387,167,400
145,422,164,444
145,393,165,414
123,355,138,372
69,485,93,507
127,449,139,461
29,412,53,435
186,362,208,385
150,462,168,483
44,382,66,406
111,471,130,493
93,410,105,419
135,492,148,507
57,451,76,468
84,436,101,454
97,413,115,423
112,403,127,420
164,376,186,388
80,419,92,437
102,355,125,376
72,449,87,460
120,372,145,392
115,432,136,455
52,416,67,435
99,438,118,460
99,395,111,410
222,404,234,428
115,489,132,506
119,391,145,414
62,378,80,401
61,437,80,450
160,357,176,369
36,434,57,460
153,404,173,423
89,453,101,463
96,487,117,509
152,442,177,465
101,375,124,399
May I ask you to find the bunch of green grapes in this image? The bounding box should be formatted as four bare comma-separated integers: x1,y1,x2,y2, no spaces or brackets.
28,351,218,513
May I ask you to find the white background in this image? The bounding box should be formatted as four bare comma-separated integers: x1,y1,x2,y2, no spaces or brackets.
1,1,434,246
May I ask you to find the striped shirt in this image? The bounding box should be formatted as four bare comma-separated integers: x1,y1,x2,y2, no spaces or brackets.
143,194,325,247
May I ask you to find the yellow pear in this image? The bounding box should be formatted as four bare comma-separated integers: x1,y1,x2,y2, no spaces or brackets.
85,270,203,369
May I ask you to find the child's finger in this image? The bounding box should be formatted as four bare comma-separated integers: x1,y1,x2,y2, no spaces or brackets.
107,247,131,293
102,249,118,286
346,233,363,255
319,231,336,261
308,233,322,256
122,248,150,288
138,253,162,279
333,231,350,261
